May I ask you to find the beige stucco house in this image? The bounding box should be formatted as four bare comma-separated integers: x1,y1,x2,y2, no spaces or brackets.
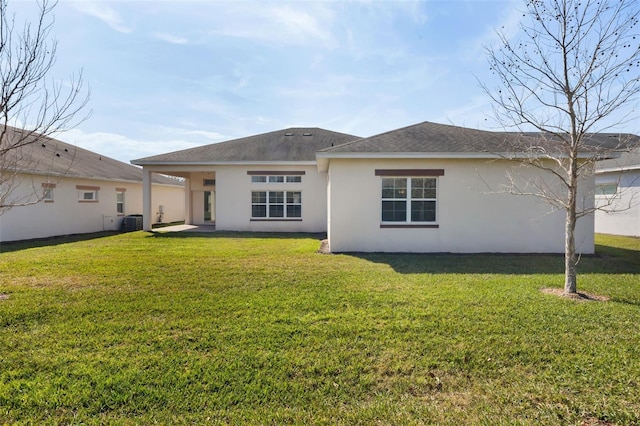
133,128,357,234
0,129,184,242
133,121,626,254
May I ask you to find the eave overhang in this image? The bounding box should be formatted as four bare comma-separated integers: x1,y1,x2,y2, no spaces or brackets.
315,151,601,173
131,160,318,167
596,164,640,174
12,169,184,187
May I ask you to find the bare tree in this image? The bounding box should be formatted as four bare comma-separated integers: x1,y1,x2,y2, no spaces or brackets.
0,0,89,214
482,0,640,295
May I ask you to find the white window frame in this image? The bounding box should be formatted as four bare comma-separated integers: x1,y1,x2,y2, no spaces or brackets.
116,190,125,215
381,177,438,224
42,183,55,202
375,169,444,228
250,174,303,184
43,188,54,201
77,185,100,203
81,191,97,201
251,191,302,220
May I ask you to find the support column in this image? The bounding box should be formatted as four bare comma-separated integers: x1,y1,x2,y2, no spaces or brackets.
142,168,152,231
183,177,192,225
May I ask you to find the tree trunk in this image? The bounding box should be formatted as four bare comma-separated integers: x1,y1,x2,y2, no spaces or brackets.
564,152,578,294
564,207,577,294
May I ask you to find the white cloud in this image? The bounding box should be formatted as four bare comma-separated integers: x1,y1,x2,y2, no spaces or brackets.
159,127,226,141
462,3,524,63
269,5,334,45
151,32,189,45
437,95,495,130
275,74,356,99
71,2,132,33
56,129,201,163
210,3,337,48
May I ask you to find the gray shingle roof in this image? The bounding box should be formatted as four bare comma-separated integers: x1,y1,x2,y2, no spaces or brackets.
132,127,360,164
3,127,181,186
321,121,638,155
597,148,640,171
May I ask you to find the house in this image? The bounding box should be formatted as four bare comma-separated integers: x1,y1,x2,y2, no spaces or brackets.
0,128,184,242
132,121,627,253
595,148,640,237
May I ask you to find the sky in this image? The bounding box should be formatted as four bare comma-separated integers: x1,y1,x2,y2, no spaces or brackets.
9,0,640,164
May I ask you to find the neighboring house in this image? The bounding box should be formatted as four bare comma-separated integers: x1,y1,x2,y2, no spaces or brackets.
133,121,628,254
0,129,184,242
595,149,640,237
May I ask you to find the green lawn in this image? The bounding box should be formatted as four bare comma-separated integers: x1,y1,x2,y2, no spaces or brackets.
1,232,639,425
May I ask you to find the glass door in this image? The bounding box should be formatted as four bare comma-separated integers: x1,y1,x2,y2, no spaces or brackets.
204,191,212,222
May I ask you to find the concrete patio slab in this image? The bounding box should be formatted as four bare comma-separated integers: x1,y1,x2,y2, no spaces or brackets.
153,224,216,233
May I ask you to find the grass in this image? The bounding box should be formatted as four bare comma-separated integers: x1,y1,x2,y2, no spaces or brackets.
0,231,639,425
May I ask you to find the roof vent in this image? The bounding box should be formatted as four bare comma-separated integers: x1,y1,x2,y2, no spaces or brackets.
303,133,312,136
285,132,294,136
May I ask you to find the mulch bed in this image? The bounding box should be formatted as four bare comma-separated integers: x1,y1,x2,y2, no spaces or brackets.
541,288,610,302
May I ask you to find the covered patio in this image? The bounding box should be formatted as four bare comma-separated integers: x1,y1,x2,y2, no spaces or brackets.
141,168,217,231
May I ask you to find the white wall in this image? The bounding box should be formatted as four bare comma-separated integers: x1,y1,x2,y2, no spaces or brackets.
215,165,327,233
327,158,595,253
0,174,184,242
151,184,185,224
595,170,640,236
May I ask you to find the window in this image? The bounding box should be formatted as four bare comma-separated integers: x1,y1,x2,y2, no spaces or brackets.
77,185,100,202
250,175,302,183
252,191,267,217
286,191,302,217
116,190,125,214
596,183,617,196
381,177,437,223
248,171,305,184
203,179,216,186
80,190,97,201
43,188,54,201
42,183,55,202
251,191,302,219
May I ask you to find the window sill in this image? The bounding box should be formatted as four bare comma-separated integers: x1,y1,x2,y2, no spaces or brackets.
380,224,439,229
251,218,303,222
78,200,99,203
